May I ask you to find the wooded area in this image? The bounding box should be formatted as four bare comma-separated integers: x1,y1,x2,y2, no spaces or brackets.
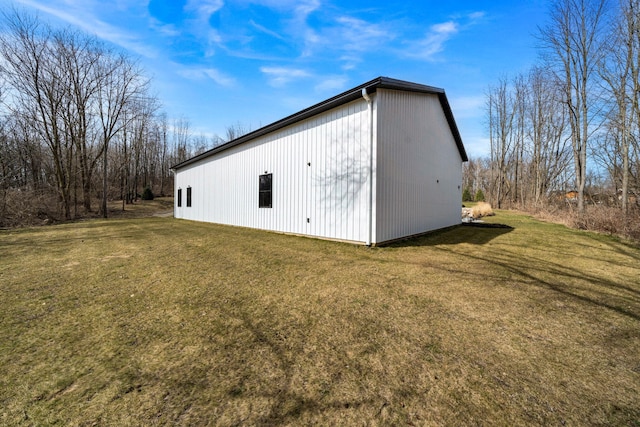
2,1,640,238
467,0,640,224
0,11,224,227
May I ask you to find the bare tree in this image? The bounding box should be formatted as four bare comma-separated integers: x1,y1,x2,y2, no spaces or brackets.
604,0,640,212
225,121,251,142
592,0,640,213
124,97,157,205
0,12,75,218
55,28,105,213
96,52,149,217
539,0,609,212
0,111,9,222
512,74,528,205
157,112,169,196
526,67,571,205
487,78,517,208
192,133,210,156
172,117,191,164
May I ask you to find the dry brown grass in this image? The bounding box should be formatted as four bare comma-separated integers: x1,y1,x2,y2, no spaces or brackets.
0,210,639,425
0,188,61,228
570,205,640,241
531,204,640,243
0,193,174,228
471,201,495,219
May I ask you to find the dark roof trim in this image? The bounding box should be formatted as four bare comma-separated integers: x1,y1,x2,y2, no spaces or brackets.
171,76,467,170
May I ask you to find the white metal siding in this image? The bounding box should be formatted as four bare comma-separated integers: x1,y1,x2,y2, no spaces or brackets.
174,97,374,243
375,89,463,243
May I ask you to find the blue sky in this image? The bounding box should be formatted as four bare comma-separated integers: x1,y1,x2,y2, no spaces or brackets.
2,0,550,157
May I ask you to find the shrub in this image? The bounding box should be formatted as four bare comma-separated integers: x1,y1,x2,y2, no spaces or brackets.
0,188,59,228
568,205,640,241
530,204,640,243
141,187,154,201
462,187,473,202
475,189,485,202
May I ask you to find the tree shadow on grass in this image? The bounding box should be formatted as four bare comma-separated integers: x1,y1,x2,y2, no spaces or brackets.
583,233,640,264
432,243,640,322
211,299,383,426
388,223,640,322
388,223,514,248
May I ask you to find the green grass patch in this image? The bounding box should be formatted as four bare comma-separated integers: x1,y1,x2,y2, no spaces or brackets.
1,211,639,425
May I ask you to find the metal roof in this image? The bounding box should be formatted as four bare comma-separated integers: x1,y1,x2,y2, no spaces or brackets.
171,76,467,170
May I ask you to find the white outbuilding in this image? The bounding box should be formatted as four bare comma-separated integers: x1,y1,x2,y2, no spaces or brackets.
172,77,467,245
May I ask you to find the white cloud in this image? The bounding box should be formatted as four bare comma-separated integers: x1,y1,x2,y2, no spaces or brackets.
406,20,459,60
339,55,360,70
184,0,224,21
282,0,322,57
294,0,321,20
468,11,486,21
149,17,181,37
249,19,285,41
314,76,348,93
334,16,391,52
183,0,225,56
113,0,150,11
203,68,236,86
260,66,311,87
178,67,236,87
432,21,458,35
399,10,486,62
14,0,159,57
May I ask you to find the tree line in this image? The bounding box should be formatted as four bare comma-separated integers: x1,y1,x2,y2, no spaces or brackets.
466,0,640,216
0,11,233,226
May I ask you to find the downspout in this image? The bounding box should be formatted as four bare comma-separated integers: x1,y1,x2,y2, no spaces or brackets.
362,88,374,246
171,168,177,218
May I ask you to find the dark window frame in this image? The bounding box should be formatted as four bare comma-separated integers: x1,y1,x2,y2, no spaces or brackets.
186,186,192,207
177,188,182,207
259,173,272,208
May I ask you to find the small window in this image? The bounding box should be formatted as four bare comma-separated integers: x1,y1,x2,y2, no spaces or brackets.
177,188,182,207
186,186,192,207
259,173,272,208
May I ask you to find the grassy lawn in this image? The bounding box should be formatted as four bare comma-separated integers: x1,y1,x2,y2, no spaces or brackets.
1,207,639,425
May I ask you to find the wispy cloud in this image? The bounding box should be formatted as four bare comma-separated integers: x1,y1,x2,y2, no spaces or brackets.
249,19,285,41
260,66,311,87
339,55,360,70
184,0,225,56
400,11,485,61
334,16,391,52
202,68,236,86
184,0,224,21
468,11,486,21
178,66,236,87
149,17,181,37
294,0,321,20
405,20,459,61
290,0,322,57
314,76,348,93
14,0,159,57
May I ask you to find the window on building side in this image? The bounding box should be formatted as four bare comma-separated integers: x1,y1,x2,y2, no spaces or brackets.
259,173,272,208
186,186,192,207
177,188,182,207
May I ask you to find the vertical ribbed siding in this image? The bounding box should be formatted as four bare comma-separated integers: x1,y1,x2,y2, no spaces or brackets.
375,89,463,244
173,97,372,243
